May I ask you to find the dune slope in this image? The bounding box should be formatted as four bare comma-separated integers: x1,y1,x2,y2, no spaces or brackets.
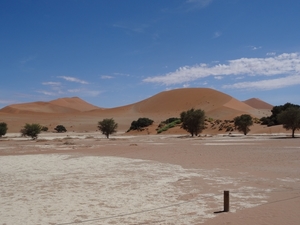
243,98,273,110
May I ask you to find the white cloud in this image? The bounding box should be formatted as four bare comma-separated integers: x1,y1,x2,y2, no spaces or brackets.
58,76,88,84
42,82,61,86
214,76,223,80
266,52,276,56
114,72,130,77
37,91,57,96
143,53,300,86
249,46,262,50
101,75,114,79
223,74,300,90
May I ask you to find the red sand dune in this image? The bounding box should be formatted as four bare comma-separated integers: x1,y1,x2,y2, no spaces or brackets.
49,97,100,112
243,98,273,110
0,88,274,133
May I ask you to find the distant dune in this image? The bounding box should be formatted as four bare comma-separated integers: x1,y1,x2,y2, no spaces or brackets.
0,97,100,114
49,97,101,112
243,98,273,110
0,88,273,133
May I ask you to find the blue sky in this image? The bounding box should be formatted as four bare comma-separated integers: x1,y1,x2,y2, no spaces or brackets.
1,0,299,109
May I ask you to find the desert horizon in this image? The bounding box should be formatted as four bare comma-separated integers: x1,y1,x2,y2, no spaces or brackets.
0,88,281,135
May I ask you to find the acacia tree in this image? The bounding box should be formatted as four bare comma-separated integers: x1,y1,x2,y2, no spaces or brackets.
0,122,8,137
98,118,118,138
20,123,42,140
234,114,253,135
277,107,300,138
180,108,205,137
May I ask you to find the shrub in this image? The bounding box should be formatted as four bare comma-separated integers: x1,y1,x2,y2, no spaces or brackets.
128,117,153,131
41,126,48,132
0,122,8,137
20,123,42,140
54,125,67,133
164,117,180,124
157,119,181,134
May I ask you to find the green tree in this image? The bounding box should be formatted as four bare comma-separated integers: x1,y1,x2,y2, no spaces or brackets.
128,117,154,131
180,108,205,137
0,122,8,137
20,123,42,140
98,118,118,138
54,125,67,133
277,107,300,138
260,102,300,126
234,114,253,135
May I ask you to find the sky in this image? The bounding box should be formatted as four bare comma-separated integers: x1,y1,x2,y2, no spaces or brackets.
1,0,300,109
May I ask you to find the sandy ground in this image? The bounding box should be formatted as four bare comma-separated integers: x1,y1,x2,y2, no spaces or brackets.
0,132,299,225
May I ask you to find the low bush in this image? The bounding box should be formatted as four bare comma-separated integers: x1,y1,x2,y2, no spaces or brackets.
54,125,67,133
157,119,181,134
128,118,154,132
20,123,42,140
41,126,48,132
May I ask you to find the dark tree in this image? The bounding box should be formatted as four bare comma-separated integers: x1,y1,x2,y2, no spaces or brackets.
180,108,205,137
0,122,8,137
128,117,154,131
277,107,300,138
98,118,118,138
20,123,42,140
261,103,300,126
54,125,67,133
41,126,48,132
234,114,253,135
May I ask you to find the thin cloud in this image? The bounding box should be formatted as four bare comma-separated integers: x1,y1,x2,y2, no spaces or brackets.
42,82,61,86
113,22,148,33
67,89,81,93
20,55,37,64
101,75,114,79
143,53,300,85
186,0,214,9
67,89,101,97
214,76,223,80
249,46,262,50
213,31,222,38
58,76,88,84
37,91,57,96
0,99,15,105
223,74,300,90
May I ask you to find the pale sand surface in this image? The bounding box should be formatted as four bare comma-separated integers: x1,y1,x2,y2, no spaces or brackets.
0,133,299,225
